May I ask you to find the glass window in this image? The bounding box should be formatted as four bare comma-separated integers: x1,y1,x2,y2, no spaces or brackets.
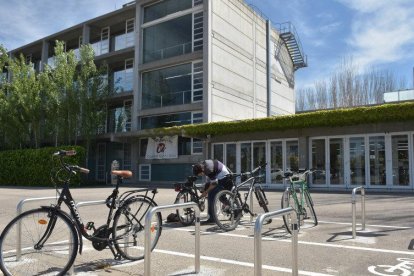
144,0,192,23
241,143,252,173
142,64,192,109
123,143,131,170
311,139,326,185
253,142,266,180
270,141,283,184
226,144,237,173
108,104,131,133
139,164,151,181
140,112,192,129
113,67,133,93
96,143,106,181
330,138,344,185
143,15,192,63
369,136,386,186
350,137,366,186
140,139,148,157
392,135,410,186
178,137,192,155
286,140,299,172
192,112,203,124
192,138,203,154
213,144,224,162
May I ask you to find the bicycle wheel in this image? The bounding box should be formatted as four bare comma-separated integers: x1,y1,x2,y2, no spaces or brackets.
175,191,196,226
213,190,242,231
255,187,272,224
112,197,162,260
303,190,318,226
0,208,78,276
281,189,299,234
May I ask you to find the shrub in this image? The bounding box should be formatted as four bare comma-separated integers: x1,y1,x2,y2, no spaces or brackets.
0,146,85,187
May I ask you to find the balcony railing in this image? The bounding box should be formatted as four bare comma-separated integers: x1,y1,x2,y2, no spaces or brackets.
91,40,109,56
144,42,192,63
142,90,192,109
384,89,414,103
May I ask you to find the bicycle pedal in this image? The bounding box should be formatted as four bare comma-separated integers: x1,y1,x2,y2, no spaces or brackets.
86,221,95,230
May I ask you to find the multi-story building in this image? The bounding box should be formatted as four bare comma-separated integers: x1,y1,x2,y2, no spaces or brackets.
8,0,306,184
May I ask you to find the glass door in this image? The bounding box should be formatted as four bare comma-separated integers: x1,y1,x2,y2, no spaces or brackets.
369,136,386,186
270,141,283,184
311,139,326,185
392,135,410,187
329,138,344,186
349,137,366,186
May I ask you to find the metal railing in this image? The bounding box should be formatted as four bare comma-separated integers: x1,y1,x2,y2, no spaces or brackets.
144,202,200,276
16,196,57,260
352,186,366,239
254,207,298,276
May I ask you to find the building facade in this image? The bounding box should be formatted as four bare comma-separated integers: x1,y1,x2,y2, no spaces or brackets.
9,0,305,184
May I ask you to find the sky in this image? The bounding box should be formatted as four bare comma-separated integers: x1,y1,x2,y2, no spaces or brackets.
1,0,413,90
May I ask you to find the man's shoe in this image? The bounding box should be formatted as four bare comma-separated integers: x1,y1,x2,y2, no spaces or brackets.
201,218,215,225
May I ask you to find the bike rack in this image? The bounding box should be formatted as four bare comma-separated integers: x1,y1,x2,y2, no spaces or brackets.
144,202,200,276
67,199,107,275
254,207,298,276
352,186,366,239
16,196,57,260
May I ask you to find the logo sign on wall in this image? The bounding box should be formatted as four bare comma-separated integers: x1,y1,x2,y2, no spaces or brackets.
145,136,178,159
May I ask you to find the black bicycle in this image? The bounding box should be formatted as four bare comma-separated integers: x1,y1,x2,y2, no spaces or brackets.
212,163,271,231
173,176,206,226
0,150,162,276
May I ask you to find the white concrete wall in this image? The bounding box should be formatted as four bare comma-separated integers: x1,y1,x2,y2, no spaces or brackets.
209,0,295,122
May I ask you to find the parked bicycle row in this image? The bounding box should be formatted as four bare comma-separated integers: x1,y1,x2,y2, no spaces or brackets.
0,150,318,275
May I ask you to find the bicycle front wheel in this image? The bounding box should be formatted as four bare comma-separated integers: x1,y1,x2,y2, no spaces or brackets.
0,208,78,276
213,190,242,231
175,191,196,226
303,190,318,226
113,197,162,260
281,189,299,234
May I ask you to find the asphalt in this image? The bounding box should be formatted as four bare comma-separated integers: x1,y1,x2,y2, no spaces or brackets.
0,185,413,275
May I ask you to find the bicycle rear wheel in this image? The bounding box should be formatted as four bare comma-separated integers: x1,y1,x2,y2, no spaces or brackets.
281,189,299,234
0,208,78,276
212,190,242,231
175,191,196,226
112,197,162,260
303,190,318,226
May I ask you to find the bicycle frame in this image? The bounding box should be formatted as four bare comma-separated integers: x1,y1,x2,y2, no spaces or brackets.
231,173,264,215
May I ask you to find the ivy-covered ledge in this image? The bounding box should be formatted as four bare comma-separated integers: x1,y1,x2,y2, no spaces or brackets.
138,102,414,140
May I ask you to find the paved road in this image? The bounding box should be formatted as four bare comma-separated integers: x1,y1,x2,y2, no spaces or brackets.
0,185,413,275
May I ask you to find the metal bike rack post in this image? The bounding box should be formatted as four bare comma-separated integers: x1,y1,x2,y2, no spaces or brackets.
254,207,298,276
16,196,57,260
352,186,366,239
144,202,200,276
68,199,107,275
249,189,254,222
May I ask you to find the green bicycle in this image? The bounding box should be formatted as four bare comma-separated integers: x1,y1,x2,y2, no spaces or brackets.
281,169,318,234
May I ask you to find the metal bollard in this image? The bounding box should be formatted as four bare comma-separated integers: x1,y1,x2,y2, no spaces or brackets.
254,207,298,276
352,186,365,239
144,202,200,276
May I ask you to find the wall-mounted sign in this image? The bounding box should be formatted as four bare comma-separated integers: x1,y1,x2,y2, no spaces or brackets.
145,136,178,159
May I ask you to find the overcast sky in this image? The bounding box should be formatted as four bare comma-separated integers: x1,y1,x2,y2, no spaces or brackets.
1,0,413,90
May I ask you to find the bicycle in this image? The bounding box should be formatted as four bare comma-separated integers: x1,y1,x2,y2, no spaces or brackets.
212,163,271,231
281,169,318,234
174,176,206,226
0,149,162,276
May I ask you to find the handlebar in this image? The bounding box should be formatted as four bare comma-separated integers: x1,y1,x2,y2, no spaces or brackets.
53,149,76,157
69,165,90,174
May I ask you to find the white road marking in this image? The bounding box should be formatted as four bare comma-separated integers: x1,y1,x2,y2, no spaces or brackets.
318,220,412,229
170,227,414,256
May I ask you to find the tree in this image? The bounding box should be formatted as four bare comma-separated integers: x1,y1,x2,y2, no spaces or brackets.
296,57,407,111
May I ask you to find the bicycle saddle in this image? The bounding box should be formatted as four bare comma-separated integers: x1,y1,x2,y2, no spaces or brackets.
112,170,133,178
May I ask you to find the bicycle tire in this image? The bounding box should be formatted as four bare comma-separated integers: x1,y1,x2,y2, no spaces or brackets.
213,190,242,231
175,191,196,226
112,197,162,260
304,190,318,226
281,189,300,234
0,208,78,276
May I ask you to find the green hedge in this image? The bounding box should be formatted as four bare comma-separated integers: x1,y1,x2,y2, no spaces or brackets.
153,102,414,137
0,146,85,187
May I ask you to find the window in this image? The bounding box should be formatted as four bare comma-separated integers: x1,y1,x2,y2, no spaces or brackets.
392,135,409,186
123,143,132,171
113,59,133,93
226,144,237,173
213,144,224,162
139,164,151,181
330,138,344,185
369,136,385,185
192,138,203,154
108,101,131,133
349,137,366,186
192,61,203,102
144,0,192,23
140,112,192,130
142,63,192,109
193,12,203,51
143,15,192,63
241,143,252,172
114,18,135,51
96,143,106,181
270,141,283,184
311,139,326,185
192,112,203,124
140,139,148,157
